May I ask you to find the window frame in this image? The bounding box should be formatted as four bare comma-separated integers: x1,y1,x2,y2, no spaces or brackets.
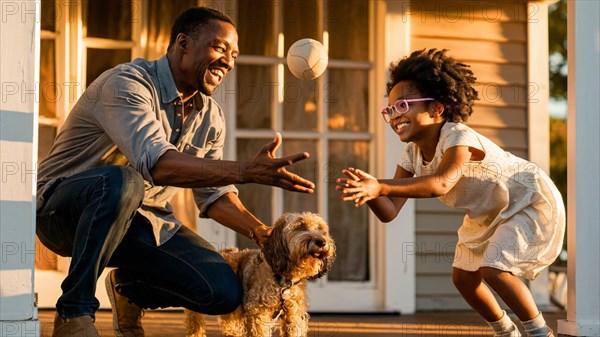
227,0,377,286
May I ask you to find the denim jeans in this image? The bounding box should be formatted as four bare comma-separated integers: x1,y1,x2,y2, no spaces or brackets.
36,166,242,318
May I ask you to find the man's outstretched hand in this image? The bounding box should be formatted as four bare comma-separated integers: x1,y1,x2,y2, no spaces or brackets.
243,132,315,193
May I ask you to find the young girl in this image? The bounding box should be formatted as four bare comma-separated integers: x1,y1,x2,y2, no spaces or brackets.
336,49,564,337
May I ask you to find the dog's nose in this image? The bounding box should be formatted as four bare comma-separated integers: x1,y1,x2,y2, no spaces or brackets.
314,239,326,247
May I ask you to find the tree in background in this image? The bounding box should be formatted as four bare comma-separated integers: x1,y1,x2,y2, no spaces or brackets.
548,0,567,259
549,0,567,103
550,118,567,207
549,117,567,263
548,0,567,201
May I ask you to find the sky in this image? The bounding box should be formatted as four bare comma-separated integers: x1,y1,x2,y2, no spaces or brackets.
549,99,567,119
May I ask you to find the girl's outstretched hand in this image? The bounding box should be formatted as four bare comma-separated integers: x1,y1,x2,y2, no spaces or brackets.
336,167,381,207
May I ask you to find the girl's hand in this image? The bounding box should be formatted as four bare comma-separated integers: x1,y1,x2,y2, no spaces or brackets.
336,168,381,207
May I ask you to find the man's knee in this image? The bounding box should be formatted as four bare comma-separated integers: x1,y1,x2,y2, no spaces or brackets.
209,272,242,314
120,166,145,202
102,166,145,210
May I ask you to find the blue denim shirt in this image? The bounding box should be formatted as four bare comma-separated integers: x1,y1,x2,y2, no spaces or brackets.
37,55,238,245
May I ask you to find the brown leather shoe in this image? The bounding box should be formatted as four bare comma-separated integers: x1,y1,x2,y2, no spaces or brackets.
52,312,100,337
105,269,145,337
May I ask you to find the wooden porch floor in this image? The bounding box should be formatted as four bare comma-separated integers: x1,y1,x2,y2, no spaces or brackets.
38,307,566,336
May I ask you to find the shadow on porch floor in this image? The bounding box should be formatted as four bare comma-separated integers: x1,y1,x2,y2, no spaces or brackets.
38,307,566,336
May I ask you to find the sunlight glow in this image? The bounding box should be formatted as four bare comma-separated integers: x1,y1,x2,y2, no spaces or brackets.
278,33,284,103
278,33,285,58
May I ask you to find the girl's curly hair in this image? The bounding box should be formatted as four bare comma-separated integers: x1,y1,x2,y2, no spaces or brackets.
386,49,479,122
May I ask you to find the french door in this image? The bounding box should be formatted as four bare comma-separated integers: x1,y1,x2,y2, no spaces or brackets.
36,0,383,312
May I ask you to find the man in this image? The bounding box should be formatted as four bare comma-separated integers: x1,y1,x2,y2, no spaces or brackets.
36,7,315,337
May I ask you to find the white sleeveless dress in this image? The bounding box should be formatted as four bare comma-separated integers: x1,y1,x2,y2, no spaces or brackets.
398,122,565,280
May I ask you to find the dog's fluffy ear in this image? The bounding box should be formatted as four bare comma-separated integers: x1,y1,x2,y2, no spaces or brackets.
262,214,292,274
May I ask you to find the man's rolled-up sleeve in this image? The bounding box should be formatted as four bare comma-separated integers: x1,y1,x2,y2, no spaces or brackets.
193,185,239,218
190,106,239,217
137,143,176,184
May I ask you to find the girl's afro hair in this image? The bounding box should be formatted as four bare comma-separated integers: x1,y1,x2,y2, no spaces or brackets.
386,48,479,122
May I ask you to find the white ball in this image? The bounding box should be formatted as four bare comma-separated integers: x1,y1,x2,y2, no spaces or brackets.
286,38,328,80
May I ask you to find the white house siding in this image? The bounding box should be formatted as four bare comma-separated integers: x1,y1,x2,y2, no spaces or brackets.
407,0,532,311
0,2,41,335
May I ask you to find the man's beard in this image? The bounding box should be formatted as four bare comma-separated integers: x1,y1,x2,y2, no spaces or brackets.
199,83,216,96
197,67,219,96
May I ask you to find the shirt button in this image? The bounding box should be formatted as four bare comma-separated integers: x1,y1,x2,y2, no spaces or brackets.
175,128,180,132
185,145,190,150
177,113,182,117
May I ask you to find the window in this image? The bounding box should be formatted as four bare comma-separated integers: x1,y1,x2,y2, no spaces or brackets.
38,0,62,159
37,0,59,271
234,0,373,282
82,0,136,86
36,0,141,271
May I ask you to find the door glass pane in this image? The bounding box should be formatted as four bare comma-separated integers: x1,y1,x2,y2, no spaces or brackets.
283,0,319,51
235,138,273,249
38,125,57,162
282,140,318,212
327,0,369,61
41,0,56,32
86,48,131,85
236,65,273,129
237,0,276,56
40,40,56,119
327,140,370,281
283,71,318,131
327,68,369,132
84,0,133,40
37,124,58,270
38,0,58,272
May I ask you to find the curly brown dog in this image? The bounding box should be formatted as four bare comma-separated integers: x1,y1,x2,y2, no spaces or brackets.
184,212,336,337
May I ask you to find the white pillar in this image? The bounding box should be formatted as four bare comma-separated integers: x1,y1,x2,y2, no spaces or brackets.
0,1,41,336
381,0,416,314
557,1,600,336
526,1,551,307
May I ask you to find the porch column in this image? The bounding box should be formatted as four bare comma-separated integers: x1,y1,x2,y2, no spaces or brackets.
526,1,551,307
557,1,600,336
381,0,416,314
0,1,41,337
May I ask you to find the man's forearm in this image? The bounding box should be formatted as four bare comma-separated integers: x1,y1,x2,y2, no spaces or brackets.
150,150,248,187
206,192,270,244
150,133,315,194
